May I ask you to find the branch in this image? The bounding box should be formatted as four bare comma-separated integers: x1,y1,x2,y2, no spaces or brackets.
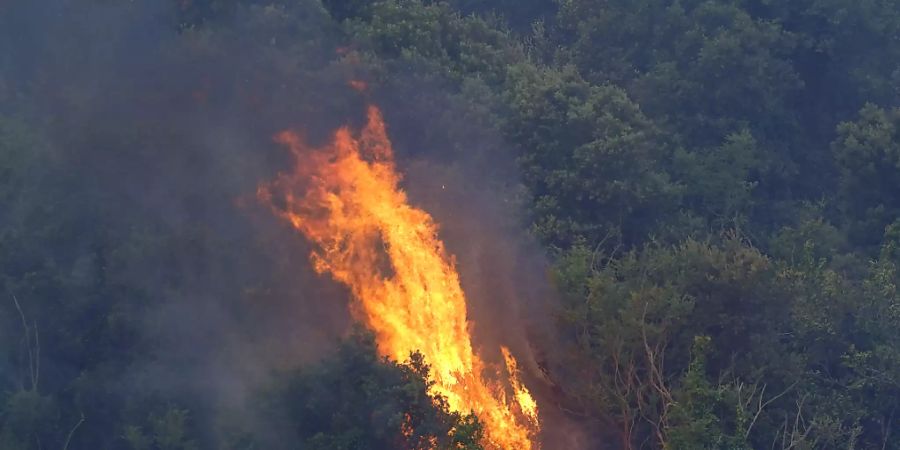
745,381,798,439
12,294,39,390
881,406,894,450
62,413,85,450
640,301,673,447
33,319,40,390
781,394,812,450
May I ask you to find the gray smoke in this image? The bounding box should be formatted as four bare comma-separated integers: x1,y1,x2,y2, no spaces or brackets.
1,0,573,447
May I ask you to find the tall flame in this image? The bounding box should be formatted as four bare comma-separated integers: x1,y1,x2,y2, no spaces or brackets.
258,105,539,448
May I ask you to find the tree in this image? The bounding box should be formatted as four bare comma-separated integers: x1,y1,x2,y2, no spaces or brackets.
667,336,749,450
124,409,199,450
322,0,375,22
553,237,794,448
503,63,679,248
257,330,483,450
446,0,557,31
833,104,900,247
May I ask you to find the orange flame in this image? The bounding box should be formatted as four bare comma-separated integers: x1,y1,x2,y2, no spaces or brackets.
258,105,539,449
502,346,539,424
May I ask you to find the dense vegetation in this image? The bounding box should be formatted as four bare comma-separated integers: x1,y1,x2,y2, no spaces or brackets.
2,0,899,448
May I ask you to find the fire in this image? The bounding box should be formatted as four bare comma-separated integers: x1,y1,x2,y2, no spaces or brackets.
502,346,539,424
258,105,539,448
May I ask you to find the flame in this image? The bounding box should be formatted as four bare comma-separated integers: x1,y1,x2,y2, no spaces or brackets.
258,105,539,448
502,346,539,424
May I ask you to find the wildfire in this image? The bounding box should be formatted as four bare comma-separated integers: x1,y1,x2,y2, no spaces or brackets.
258,105,539,448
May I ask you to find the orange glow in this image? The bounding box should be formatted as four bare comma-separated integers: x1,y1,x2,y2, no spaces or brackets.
348,80,368,92
258,105,539,449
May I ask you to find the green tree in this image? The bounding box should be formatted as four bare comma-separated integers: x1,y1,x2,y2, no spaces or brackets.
447,0,556,31
322,0,375,22
258,330,483,450
667,336,749,450
346,0,518,86
504,64,679,248
553,237,793,448
124,409,199,450
672,129,764,232
833,104,900,247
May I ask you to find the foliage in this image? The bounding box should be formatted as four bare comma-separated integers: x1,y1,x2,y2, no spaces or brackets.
258,330,484,450
833,104,900,247
503,64,679,248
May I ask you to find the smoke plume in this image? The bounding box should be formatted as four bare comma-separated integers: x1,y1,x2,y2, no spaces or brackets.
1,0,575,447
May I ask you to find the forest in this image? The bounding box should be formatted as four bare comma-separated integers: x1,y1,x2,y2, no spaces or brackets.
1,0,899,449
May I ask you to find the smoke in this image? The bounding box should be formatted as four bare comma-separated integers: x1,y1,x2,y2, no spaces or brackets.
371,76,588,448
2,0,577,447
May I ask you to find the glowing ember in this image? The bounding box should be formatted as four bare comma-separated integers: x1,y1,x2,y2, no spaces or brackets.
258,105,539,449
